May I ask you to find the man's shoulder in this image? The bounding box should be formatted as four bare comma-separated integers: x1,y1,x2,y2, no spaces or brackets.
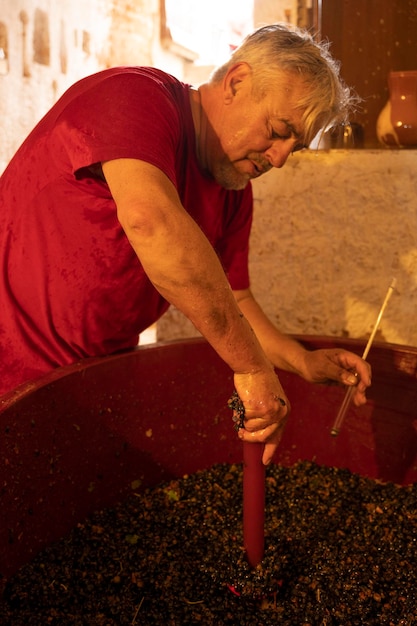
78,66,183,91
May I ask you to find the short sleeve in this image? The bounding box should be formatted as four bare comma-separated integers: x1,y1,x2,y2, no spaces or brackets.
50,70,182,186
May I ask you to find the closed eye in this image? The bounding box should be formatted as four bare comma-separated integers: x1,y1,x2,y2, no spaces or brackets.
271,131,291,141
292,143,307,153
271,132,306,153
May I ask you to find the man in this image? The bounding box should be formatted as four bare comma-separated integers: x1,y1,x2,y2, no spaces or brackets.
0,24,370,464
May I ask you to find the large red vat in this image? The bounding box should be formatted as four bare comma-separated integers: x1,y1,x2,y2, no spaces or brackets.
1,335,417,587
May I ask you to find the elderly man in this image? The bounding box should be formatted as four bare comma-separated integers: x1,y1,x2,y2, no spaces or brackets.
0,24,370,464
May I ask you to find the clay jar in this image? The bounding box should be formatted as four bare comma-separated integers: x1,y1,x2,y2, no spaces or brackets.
377,70,417,147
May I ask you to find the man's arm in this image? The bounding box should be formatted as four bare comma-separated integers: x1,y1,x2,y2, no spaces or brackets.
234,288,372,405
102,158,288,463
103,158,260,371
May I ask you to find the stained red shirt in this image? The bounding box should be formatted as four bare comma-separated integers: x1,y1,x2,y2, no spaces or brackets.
0,67,253,395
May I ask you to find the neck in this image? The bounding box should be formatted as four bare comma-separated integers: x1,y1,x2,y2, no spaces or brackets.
189,86,206,169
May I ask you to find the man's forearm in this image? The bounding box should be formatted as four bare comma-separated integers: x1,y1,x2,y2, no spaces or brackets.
234,288,308,375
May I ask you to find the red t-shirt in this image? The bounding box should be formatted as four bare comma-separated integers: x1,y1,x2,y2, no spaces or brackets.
0,67,253,395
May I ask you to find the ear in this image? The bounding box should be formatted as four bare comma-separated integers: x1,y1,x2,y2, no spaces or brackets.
223,62,252,103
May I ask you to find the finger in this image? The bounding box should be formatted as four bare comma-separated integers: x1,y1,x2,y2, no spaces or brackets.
263,441,279,466
237,415,287,445
242,396,289,439
340,357,372,386
237,423,277,442
341,371,360,386
350,385,368,407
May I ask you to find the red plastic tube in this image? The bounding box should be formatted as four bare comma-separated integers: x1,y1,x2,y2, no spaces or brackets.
243,441,265,568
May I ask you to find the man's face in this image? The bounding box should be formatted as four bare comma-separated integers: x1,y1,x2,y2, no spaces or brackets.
209,67,309,190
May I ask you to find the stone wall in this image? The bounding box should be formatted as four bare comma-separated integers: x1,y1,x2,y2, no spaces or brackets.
1,0,106,172
157,149,417,347
0,0,167,174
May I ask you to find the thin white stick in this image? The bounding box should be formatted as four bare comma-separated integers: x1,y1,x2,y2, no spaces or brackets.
330,278,397,436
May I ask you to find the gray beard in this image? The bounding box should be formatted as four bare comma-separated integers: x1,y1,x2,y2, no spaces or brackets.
212,160,251,191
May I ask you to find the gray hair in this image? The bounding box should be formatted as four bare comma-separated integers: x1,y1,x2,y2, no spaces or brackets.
210,23,358,145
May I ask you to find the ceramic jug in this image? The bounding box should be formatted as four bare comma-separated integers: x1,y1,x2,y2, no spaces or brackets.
377,70,417,147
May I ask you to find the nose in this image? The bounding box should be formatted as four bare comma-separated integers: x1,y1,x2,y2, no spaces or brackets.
264,141,294,169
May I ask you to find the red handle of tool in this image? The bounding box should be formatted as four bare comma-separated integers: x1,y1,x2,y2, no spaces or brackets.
243,441,265,568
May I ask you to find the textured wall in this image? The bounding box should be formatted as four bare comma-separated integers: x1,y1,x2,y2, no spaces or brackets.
157,149,417,347
0,0,111,173
0,0,163,174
